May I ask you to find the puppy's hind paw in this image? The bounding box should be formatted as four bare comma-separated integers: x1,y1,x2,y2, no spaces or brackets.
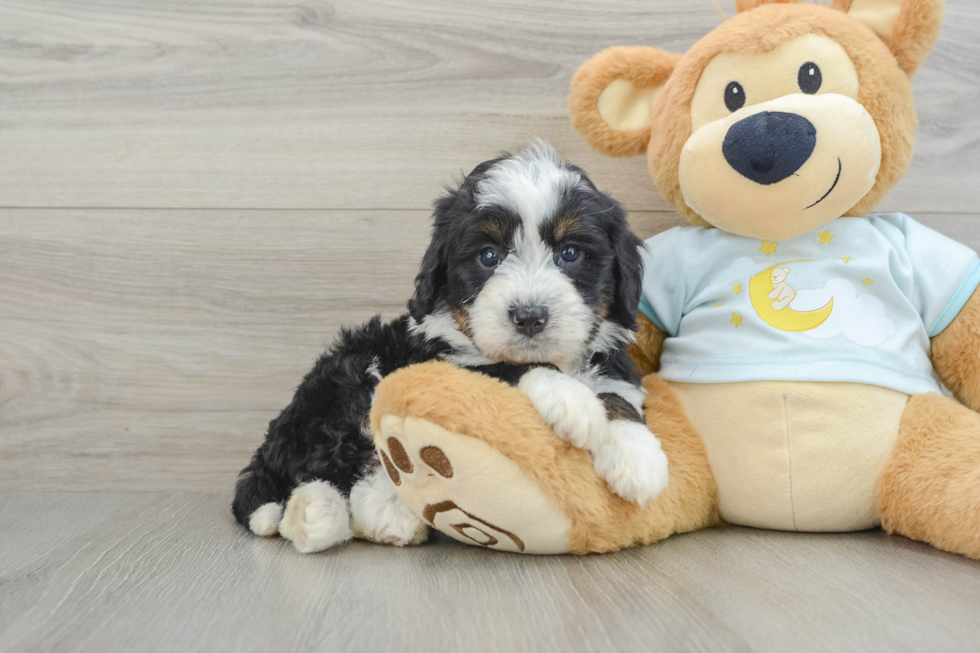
350,467,429,546
248,502,283,537
279,481,352,553
593,421,669,507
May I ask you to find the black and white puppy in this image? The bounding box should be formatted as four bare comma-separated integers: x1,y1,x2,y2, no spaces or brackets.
232,142,668,553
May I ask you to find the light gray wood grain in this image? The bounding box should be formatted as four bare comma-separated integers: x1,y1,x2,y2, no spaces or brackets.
0,0,977,212
1,492,979,653
2,210,978,492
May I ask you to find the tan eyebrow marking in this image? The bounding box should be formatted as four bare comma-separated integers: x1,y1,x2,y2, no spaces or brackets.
553,213,586,241
478,220,503,237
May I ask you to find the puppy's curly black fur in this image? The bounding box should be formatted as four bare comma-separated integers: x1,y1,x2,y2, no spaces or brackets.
231,317,446,527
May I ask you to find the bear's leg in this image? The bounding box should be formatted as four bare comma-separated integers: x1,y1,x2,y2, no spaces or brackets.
370,362,719,553
879,393,980,559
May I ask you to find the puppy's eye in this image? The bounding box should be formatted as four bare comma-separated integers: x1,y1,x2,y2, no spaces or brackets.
559,245,581,264
798,62,822,94
479,248,500,268
725,81,746,112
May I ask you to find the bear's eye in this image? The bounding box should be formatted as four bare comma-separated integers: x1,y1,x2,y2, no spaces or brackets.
724,81,746,112
798,62,822,94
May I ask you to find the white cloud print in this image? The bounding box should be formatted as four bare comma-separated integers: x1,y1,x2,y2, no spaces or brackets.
790,278,896,346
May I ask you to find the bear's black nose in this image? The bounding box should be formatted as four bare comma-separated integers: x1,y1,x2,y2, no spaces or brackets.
722,111,816,185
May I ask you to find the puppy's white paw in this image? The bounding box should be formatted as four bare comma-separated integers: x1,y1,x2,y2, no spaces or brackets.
248,502,283,537
518,367,609,449
350,467,429,546
593,421,669,507
279,480,352,553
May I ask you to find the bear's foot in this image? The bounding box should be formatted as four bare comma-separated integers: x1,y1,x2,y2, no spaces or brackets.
375,415,573,554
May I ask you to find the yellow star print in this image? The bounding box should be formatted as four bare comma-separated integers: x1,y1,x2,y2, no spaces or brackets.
732,283,742,295
759,240,778,256
818,229,834,244
730,312,743,327
712,304,724,309
837,257,854,264
863,278,874,285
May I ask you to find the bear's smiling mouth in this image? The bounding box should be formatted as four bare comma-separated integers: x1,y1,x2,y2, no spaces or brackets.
804,158,843,210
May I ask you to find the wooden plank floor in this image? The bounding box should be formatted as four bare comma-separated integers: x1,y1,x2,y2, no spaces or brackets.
2,492,980,653
2,0,980,650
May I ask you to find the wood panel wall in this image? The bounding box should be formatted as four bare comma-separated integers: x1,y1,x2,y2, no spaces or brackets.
2,0,978,491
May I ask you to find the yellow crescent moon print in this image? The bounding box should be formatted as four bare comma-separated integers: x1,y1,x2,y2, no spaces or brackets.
748,261,834,332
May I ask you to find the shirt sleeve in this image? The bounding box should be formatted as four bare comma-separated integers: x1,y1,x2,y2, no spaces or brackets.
877,214,980,337
638,227,689,337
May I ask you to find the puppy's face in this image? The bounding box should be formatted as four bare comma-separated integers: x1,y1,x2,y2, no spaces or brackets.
410,143,643,367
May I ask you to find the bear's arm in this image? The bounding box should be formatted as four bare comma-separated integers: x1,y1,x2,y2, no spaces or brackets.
931,287,980,412
628,313,665,376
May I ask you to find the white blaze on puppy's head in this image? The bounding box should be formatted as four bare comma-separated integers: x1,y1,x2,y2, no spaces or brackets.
475,140,584,236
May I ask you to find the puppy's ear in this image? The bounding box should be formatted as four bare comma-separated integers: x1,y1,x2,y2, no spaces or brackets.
570,47,680,158
604,199,644,331
832,0,944,76
408,192,455,322
409,158,499,322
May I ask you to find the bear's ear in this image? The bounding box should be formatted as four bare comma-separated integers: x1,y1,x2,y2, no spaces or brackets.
832,0,944,76
569,47,681,158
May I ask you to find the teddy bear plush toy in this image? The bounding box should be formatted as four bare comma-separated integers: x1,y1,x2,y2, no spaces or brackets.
370,0,980,558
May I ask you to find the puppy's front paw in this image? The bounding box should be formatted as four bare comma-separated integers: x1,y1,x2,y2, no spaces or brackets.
518,368,608,449
279,480,352,553
593,421,669,507
350,467,429,546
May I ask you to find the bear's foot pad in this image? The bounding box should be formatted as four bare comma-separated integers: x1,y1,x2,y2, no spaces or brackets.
375,415,572,554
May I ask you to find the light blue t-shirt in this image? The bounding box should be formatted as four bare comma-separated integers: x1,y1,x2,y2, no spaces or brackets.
638,214,980,395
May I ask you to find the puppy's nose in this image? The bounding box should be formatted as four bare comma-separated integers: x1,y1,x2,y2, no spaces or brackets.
510,305,549,337
722,111,816,185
